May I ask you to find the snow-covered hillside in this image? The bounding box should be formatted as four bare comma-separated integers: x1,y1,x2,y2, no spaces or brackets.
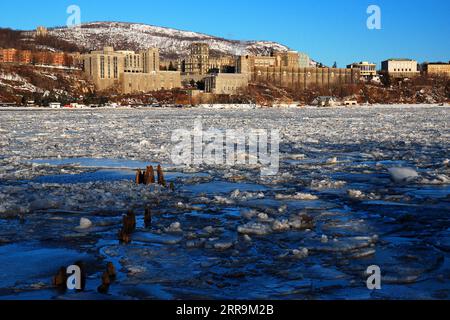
0,64,92,103
46,22,290,58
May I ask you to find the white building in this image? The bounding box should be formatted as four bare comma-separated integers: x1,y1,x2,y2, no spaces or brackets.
381,59,419,78
347,61,377,79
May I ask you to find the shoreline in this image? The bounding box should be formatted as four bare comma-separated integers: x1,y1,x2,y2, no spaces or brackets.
0,103,448,112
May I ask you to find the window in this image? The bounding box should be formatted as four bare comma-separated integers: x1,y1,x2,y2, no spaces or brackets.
113,57,118,79
100,56,105,78
108,56,111,79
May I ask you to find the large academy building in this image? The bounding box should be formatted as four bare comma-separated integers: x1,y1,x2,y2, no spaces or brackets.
236,55,360,90
82,47,181,94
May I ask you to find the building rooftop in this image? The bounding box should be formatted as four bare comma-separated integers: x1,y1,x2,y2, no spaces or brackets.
425,62,450,65
350,61,376,65
384,58,416,62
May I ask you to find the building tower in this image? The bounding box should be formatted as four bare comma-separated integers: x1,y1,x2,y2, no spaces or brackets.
187,43,210,75
142,48,160,73
36,26,48,37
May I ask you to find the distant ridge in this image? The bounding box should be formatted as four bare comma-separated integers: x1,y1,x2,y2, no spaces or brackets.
42,21,291,59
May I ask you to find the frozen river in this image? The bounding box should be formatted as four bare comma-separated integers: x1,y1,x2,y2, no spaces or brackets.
0,105,449,299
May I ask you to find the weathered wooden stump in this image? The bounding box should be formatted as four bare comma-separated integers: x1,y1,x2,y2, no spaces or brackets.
119,211,136,243
136,170,143,184
122,210,136,234
107,262,116,280
52,267,68,289
144,165,155,185
118,229,131,244
97,271,111,294
144,207,152,228
157,165,166,187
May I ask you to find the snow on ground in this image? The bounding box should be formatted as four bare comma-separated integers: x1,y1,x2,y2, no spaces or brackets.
0,104,449,300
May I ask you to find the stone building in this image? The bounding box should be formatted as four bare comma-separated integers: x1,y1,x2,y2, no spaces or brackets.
0,49,19,63
121,48,160,74
237,55,359,90
236,51,302,73
209,56,237,73
33,51,68,66
274,51,300,68
381,59,419,78
81,47,181,93
184,43,210,75
181,43,237,77
253,66,359,90
235,55,277,73
347,61,377,79
423,62,450,77
36,26,48,37
204,73,248,94
298,52,311,68
0,48,71,66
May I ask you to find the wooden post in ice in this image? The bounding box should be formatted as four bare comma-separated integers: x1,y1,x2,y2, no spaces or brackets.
107,262,116,280
157,165,166,187
136,170,143,184
144,166,155,185
119,210,136,244
123,210,136,234
98,262,116,294
144,207,152,228
118,229,131,244
52,267,68,290
97,271,111,294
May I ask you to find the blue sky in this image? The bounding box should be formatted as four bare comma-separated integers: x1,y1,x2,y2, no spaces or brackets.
0,0,449,66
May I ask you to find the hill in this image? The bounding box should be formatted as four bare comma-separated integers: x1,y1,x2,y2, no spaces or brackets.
35,22,291,59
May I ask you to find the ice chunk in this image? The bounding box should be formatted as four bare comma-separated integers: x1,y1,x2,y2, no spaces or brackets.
272,219,290,232
275,193,318,200
237,222,271,236
292,248,309,259
165,222,182,233
347,189,364,199
213,242,233,250
420,174,450,185
128,266,147,275
388,167,419,183
76,218,93,229
327,157,338,164
213,196,235,205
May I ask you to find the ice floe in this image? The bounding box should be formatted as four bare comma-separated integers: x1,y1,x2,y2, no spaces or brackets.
388,167,419,183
